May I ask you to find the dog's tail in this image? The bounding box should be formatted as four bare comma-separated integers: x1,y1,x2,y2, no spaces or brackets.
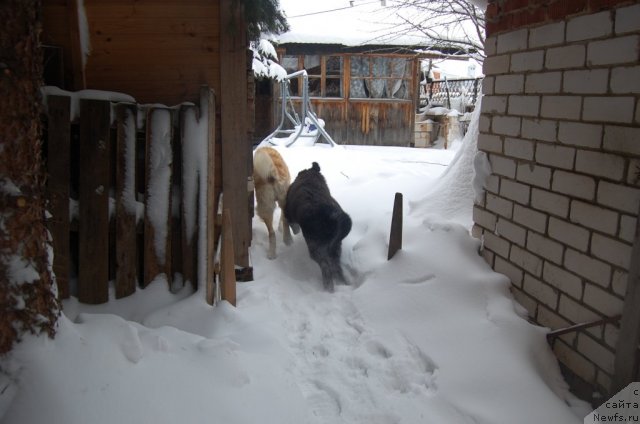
254,148,278,183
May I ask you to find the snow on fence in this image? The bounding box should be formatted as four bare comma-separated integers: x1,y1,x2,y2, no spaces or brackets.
44,87,219,305
419,77,483,112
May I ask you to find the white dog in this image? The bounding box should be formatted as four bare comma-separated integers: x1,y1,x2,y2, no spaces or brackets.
253,147,293,259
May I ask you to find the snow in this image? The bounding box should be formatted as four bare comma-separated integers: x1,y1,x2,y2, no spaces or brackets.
0,107,592,423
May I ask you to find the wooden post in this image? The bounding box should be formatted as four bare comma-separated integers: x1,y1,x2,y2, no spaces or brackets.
613,201,640,393
203,87,217,294
67,0,86,89
220,0,251,271
388,192,403,260
114,104,138,298
78,99,110,304
46,95,71,299
220,209,236,306
143,108,173,288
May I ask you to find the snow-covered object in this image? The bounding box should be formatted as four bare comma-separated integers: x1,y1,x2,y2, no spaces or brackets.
146,109,172,266
41,86,135,121
251,39,287,81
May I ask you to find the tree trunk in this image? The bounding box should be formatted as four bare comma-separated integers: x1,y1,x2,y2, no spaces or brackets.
0,0,59,355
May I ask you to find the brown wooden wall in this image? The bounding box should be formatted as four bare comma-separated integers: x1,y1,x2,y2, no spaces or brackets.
42,0,221,106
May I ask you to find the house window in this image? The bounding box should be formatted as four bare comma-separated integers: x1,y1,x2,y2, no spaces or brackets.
282,54,344,98
350,56,412,100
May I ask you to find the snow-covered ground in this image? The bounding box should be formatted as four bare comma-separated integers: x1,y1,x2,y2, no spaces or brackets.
1,115,591,423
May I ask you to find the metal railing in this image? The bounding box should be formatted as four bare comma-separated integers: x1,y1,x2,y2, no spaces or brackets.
419,77,483,112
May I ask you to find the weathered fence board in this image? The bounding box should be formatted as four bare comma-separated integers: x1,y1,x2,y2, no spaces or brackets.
78,99,111,304
115,103,138,298
46,95,71,299
144,108,173,288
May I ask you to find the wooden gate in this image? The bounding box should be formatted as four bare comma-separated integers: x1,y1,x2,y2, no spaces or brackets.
44,87,217,304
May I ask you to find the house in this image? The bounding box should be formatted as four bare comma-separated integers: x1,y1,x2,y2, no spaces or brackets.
255,1,477,147
40,0,254,303
473,0,640,404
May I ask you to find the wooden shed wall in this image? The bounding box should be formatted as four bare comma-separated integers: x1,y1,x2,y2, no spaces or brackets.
42,0,221,106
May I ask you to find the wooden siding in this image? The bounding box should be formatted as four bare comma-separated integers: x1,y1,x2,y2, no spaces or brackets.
42,0,221,105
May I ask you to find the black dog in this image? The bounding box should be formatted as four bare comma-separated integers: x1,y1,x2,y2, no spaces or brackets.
285,162,352,292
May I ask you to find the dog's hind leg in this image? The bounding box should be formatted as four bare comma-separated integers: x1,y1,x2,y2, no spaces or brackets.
257,202,277,260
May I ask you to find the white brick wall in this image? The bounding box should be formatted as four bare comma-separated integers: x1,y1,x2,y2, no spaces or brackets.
476,4,639,394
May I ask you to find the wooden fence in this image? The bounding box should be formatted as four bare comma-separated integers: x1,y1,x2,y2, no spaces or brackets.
44,87,223,305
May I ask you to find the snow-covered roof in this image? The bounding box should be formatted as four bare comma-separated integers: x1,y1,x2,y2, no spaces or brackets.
276,0,433,47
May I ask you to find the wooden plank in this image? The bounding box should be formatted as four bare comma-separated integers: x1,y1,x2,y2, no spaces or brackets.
388,193,403,260
67,0,86,89
220,208,236,306
46,95,71,299
178,105,196,289
220,0,250,268
78,99,110,304
86,4,219,19
143,107,173,288
203,87,217,294
613,202,640,393
114,103,138,298
88,34,220,52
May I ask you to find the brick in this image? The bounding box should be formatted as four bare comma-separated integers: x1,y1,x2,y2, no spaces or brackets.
530,21,565,48
511,245,544,277
543,261,583,299
603,323,619,351
537,304,572,330
597,181,640,214
570,200,619,235
510,50,544,72
496,29,528,54
521,118,557,142
483,55,510,76
479,116,491,133
612,269,628,297
531,189,568,219
619,215,636,243
504,137,534,161
513,204,548,233
535,143,575,170
523,274,557,307
486,192,514,219
477,134,502,153
500,178,530,205
497,217,527,246
511,287,537,315
525,72,562,94
615,3,640,34
566,11,612,42
554,339,596,383
575,150,626,181
558,121,602,149
482,76,494,95
481,95,507,114
583,96,635,124
563,69,609,94
611,66,640,94
508,95,540,117
495,255,523,286
603,125,640,156
486,174,500,194
495,75,524,94
548,216,591,252
473,206,497,230
583,284,624,318
527,231,564,264
565,248,612,287
541,96,582,120
577,333,615,374
635,98,639,124
484,231,511,259
517,162,552,189
489,154,517,178
558,294,600,324
492,116,521,137
485,35,497,56
591,233,633,269
546,45,586,69
587,35,640,66
552,170,596,201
